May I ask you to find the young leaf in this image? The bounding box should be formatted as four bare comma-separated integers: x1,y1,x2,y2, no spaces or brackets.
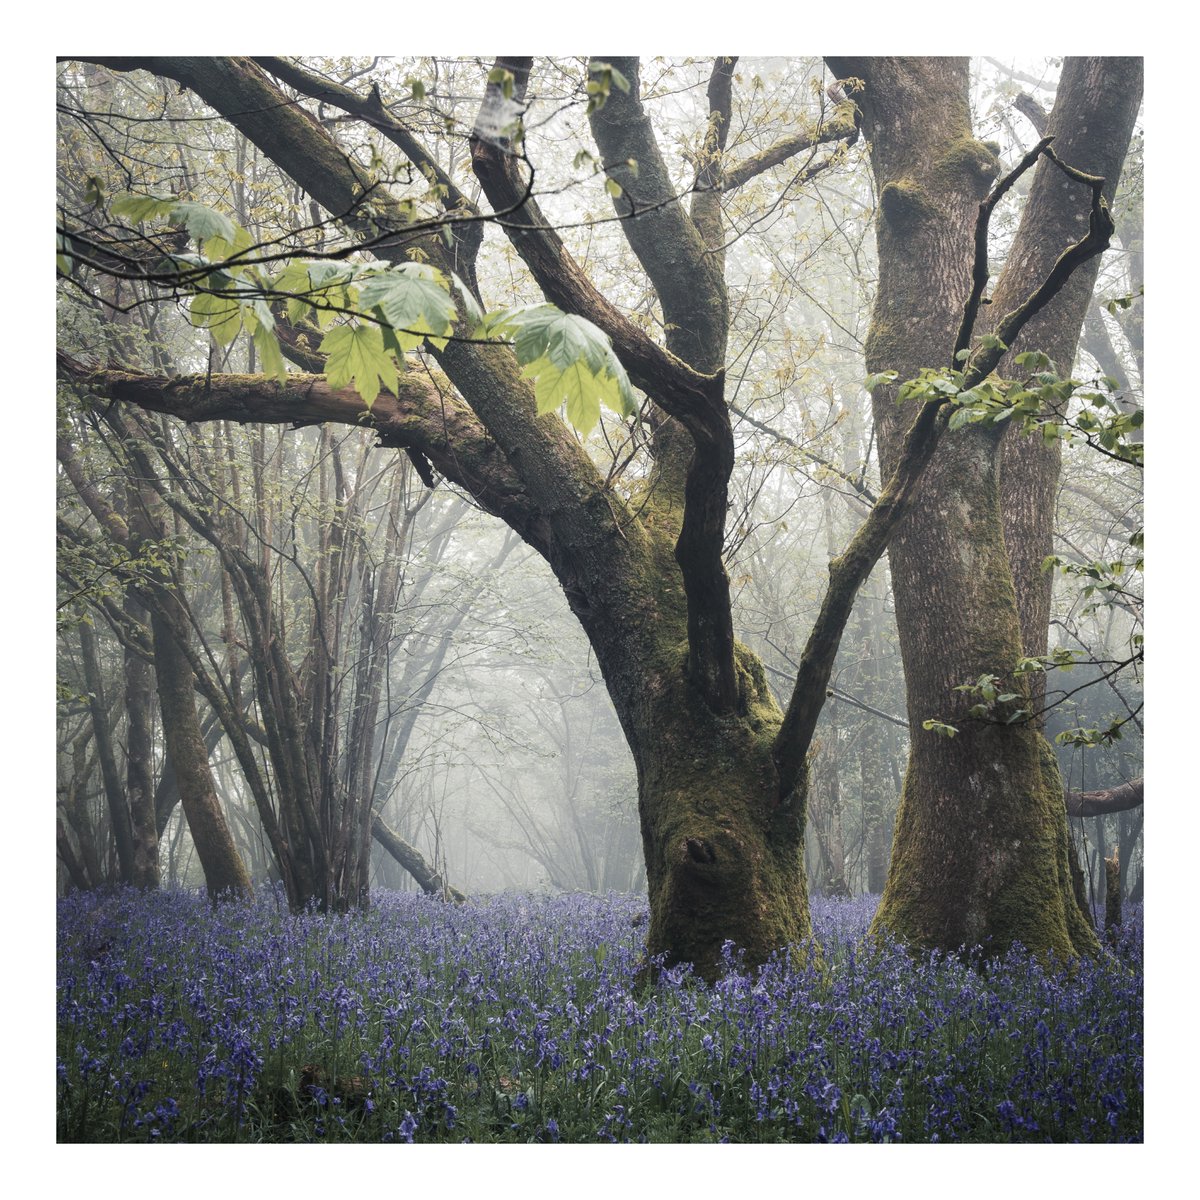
922,719,959,738
320,323,399,409
357,263,457,352
111,192,177,223
189,289,243,347
485,304,636,432
863,370,898,391
168,201,237,251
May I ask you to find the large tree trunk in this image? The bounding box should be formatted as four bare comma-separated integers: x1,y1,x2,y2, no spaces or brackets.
627,639,809,975
835,56,1138,957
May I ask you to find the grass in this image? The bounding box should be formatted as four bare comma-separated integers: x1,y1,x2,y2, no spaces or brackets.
56,887,1142,1142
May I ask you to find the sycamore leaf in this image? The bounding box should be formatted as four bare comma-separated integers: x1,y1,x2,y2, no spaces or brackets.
320,323,398,409
450,272,485,333
864,370,898,391
111,193,177,223
205,220,255,269
251,321,288,382
358,263,457,352
189,288,243,347
484,304,636,433
168,201,236,250
922,719,959,738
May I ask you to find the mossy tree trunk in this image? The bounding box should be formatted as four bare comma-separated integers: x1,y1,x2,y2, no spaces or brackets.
64,56,1119,978
831,56,1138,957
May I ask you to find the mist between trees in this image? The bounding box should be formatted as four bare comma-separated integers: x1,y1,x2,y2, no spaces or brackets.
56,56,1142,982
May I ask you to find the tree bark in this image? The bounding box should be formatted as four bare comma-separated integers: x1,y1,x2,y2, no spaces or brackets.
827,56,1130,957
150,594,253,901
78,621,136,883
122,591,160,888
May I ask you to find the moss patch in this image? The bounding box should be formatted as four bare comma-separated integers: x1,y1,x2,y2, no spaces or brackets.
880,179,940,232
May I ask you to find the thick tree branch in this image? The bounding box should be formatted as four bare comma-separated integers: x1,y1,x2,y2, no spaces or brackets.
468,58,718,430
74,58,626,582
371,815,465,902
1065,777,1143,818
252,55,484,287
587,57,728,376
57,352,552,558
721,106,859,192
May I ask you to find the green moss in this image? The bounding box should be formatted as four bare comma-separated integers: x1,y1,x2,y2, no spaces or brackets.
635,634,810,982
930,134,1001,190
879,179,939,232
873,725,1101,962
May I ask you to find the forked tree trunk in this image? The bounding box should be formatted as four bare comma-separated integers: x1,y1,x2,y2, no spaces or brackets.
628,641,810,974
835,55,1138,958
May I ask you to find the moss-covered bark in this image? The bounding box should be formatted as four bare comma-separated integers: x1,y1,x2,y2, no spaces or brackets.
836,57,1113,959
634,641,811,979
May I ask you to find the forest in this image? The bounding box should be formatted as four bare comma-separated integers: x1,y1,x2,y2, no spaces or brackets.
55,55,1144,1145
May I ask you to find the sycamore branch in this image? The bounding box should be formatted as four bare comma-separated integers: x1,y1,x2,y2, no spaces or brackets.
56,352,551,557
587,57,728,376
721,106,859,192
469,58,718,431
252,56,484,285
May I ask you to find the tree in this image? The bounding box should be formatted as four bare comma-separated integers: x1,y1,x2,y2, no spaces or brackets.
57,56,1125,978
830,56,1141,955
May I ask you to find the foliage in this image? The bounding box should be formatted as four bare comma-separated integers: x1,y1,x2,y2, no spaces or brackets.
77,194,634,432
872,353,1144,467
58,888,1142,1144
482,305,636,434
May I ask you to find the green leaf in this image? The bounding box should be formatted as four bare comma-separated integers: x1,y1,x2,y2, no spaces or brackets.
922,719,958,739
319,323,399,409
449,272,485,333
605,178,623,199
205,219,254,267
606,64,631,93
189,289,243,346
484,304,636,432
111,192,177,223
251,321,288,381
168,201,236,250
357,263,457,352
487,66,515,100
863,370,898,391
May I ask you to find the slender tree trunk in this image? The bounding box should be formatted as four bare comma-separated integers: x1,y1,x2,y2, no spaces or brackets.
122,589,160,888
78,622,136,883
150,595,252,901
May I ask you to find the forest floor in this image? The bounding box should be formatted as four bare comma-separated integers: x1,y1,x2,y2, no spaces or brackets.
56,886,1142,1143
